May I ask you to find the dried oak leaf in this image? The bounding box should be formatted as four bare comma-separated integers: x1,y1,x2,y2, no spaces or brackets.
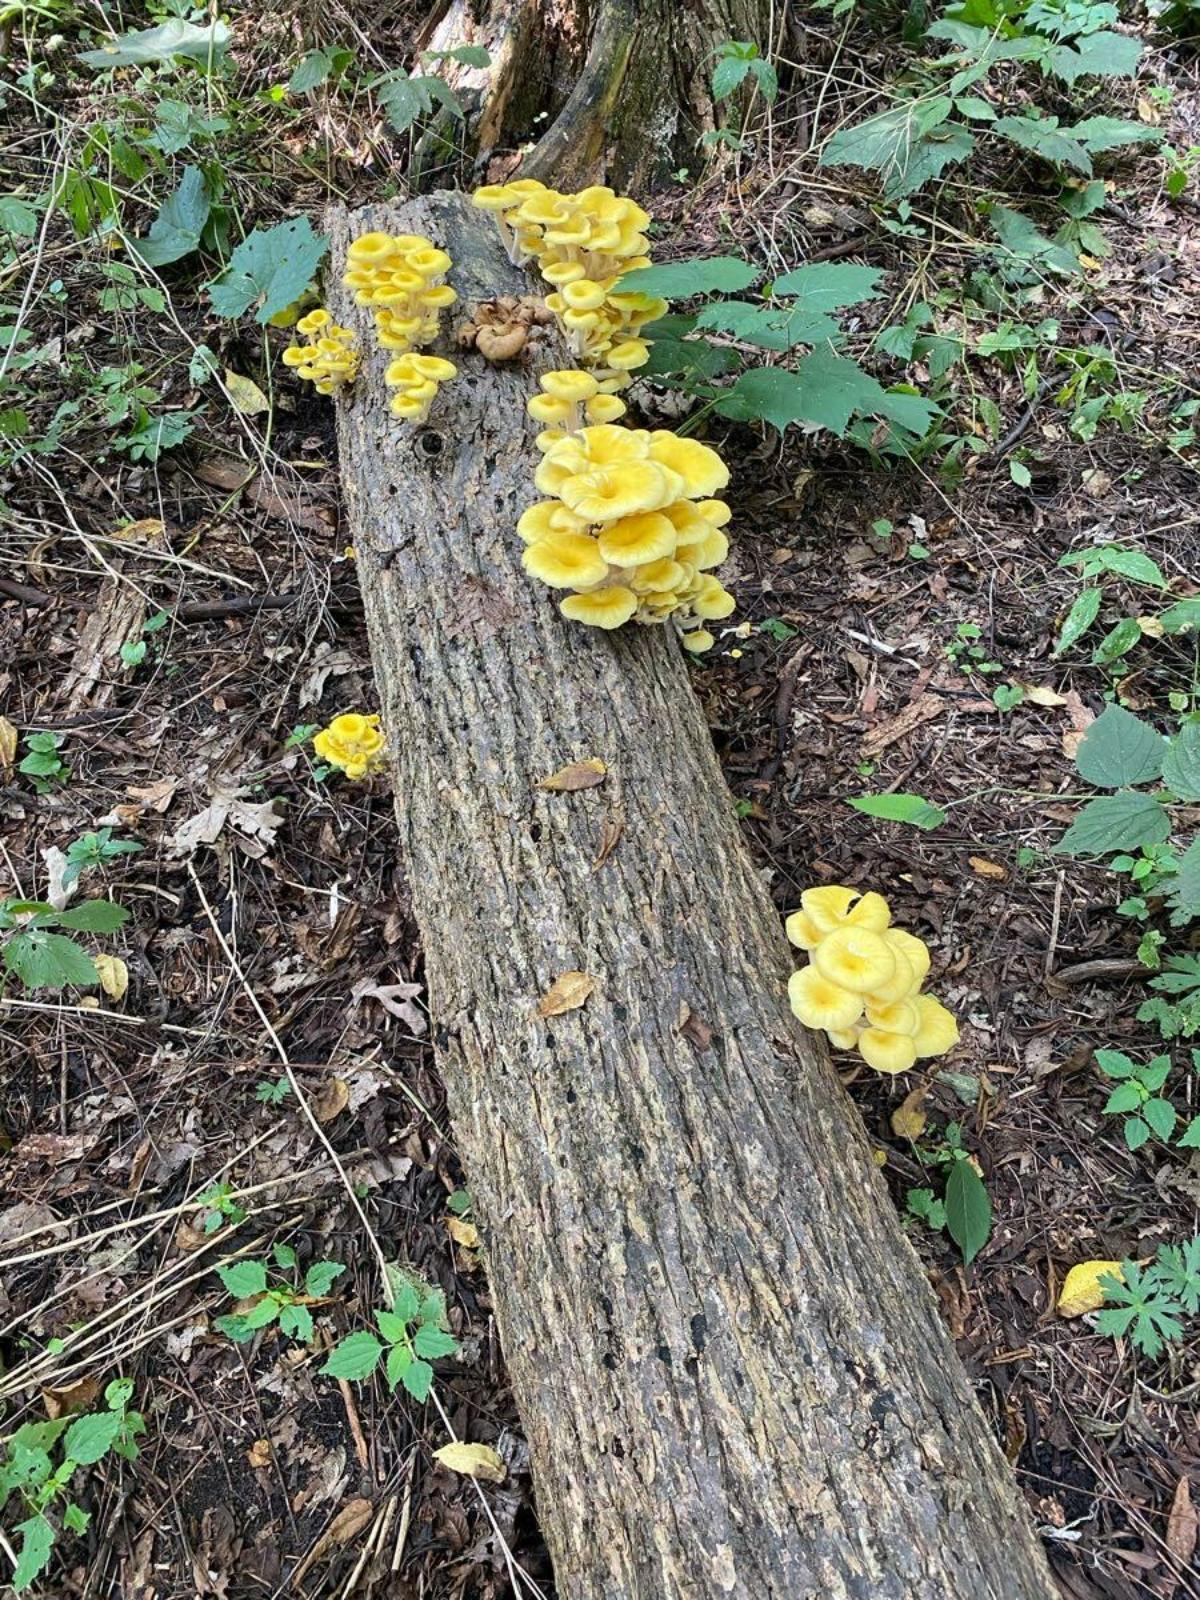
536,971,596,1018
536,758,606,793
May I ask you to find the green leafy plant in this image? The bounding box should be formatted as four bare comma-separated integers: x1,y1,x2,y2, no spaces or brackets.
321,1273,458,1403
61,828,142,890
214,1246,344,1343
195,1181,247,1234
945,620,1003,676
909,1122,993,1263
847,792,947,830
18,731,68,792
255,1076,291,1105
0,1380,145,1591
206,216,328,324
0,898,129,991
1095,1237,1200,1357
1095,1049,1180,1149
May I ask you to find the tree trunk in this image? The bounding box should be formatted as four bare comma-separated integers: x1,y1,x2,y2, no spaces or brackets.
413,0,773,191
327,192,1057,1600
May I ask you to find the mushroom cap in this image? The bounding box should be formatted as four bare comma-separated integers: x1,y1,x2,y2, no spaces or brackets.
802,886,891,935
533,453,585,497
864,998,920,1037
858,1029,917,1075
522,531,610,590
409,355,457,382
813,926,897,994
389,394,427,419
690,528,730,571
540,369,599,403
516,502,586,544
606,338,650,371
697,499,732,527
384,356,420,385
561,308,601,333
630,557,685,594
528,394,573,425
647,432,730,496
597,512,677,568
864,945,917,1006
576,424,650,466
407,246,451,278
691,576,736,620
825,1027,861,1051
281,347,309,367
472,184,517,211
585,394,627,423
912,995,959,1059
561,279,608,311
542,261,587,285
295,308,331,334
884,928,932,988
560,586,638,629
419,284,458,309
788,966,864,1032
559,463,677,523
346,232,397,263
785,910,823,951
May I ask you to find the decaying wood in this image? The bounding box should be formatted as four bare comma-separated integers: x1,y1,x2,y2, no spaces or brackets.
328,192,1056,1600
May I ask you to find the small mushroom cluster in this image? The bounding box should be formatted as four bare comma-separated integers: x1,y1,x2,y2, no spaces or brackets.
385,353,459,423
471,182,667,389
281,309,360,395
312,713,386,780
456,294,554,362
519,393,736,649
343,231,458,355
786,887,959,1075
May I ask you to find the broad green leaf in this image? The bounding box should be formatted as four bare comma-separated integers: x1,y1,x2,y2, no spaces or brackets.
401,1357,434,1402
945,1160,991,1264
1053,585,1101,654
1163,722,1200,801
1095,1049,1135,1078
1103,1082,1143,1114
304,1261,345,1296
820,95,953,176
715,347,937,437
423,43,491,67
321,1331,383,1380
884,127,975,198
4,930,101,990
770,262,883,307
242,1294,281,1329
693,300,838,351
846,792,946,830
1178,1117,1200,1149
0,197,39,237
1074,704,1164,788
1054,792,1171,856
1166,839,1200,926
990,205,1081,274
615,257,759,297
62,1503,90,1534
1092,546,1165,585
385,1342,412,1389
57,899,130,932
289,46,353,92
217,1259,269,1297
412,1324,458,1359
640,319,737,379
1160,597,1200,636
13,1515,55,1591
1124,1117,1151,1151
79,18,230,69
375,1309,412,1344
995,114,1091,173
1072,115,1162,154
1142,1097,1177,1141
212,1313,255,1341
133,165,210,268
371,71,461,133
1093,620,1145,666
207,217,328,324
63,1408,123,1465
278,1304,314,1341
712,54,751,100
1045,31,1141,84
393,1281,422,1324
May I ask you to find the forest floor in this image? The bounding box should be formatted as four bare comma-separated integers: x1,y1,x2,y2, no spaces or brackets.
2,2,1200,1597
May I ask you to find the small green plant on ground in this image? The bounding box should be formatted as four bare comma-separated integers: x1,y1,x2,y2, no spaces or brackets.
0,1379,145,1591
61,828,142,890
1095,1049,1200,1151
195,1181,247,1234
945,620,1003,677
18,732,68,792
322,1272,458,1403
214,1246,345,1342
0,898,130,991
905,1121,993,1263
1095,1237,1200,1357
255,1075,291,1105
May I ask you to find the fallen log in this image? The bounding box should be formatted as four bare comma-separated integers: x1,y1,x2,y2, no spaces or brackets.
327,192,1056,1600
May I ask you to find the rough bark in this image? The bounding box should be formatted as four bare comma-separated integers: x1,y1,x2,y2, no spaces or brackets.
327,191,1057,1600
413,0,773,191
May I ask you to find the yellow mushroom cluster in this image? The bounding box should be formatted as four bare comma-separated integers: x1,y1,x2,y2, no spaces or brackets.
343,232,458,355
518,395,735,648
385,353,458,423
471,182,667,389
786,887,959,1075
312,713,386,780
280,309,359,395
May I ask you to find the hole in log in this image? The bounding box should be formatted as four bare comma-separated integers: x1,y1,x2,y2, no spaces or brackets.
414,428,444,460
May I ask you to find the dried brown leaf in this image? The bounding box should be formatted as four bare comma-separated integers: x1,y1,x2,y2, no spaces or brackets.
1167,1477,1197,1568
315,1077,349,1123
536,970,596,1018
432,1442,506,1482
0,715,16,772
890,1085,928,1141
536,758,606,793
968,856,1007,881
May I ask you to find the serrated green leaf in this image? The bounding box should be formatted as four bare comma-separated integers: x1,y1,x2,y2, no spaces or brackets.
1095,1049,1135,1078
1142,1097,1177,1140
1074,704,1164,788
990,204,1081,274
304,1261,345,1297
886,126,976,198
1124,1115,1151,1150
770,262,883,306
714,347,936,438
217,1258,269,1297
321,1331,383,1380
79,18,230,69
385,1342,412,1389
412,1324,458,1359
242,1294,281,1329
1053,585,1101,654
13,1515,55,1590
995,114,1091,173
1166,839,1200,925
0,197,39,237
424,43,490,66
847,792,946,830
212,1313,255,1342
820,95,953,179
693,300,838,351
712,54,751,100
1178,1116,1200,1149
57,899,130,932
1104,1082,1143,1114
1163,722,1200,801
1045,31,1141,84
278,1304,314,1341
1092,618,1142,665
375,1309,411,1344
63,1408,123,1465
4,930,102,990
133,165,210,268
207,217,328,324
392,1281,421,1324
1071,115,1161,154
401,1357,434,1402
62,1503,90,1534
615,257,759,297
1054,792,1171,856
289,47,352,93
944,1159,991,1264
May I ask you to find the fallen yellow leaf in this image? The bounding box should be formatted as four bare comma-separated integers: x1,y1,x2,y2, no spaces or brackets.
1023,685,1067,707
968,856,1007,881
1137,615,1165,640
1057,1259,1123,1318
0,715,16,772
315,1077,349,1122
536,758,606,793
890,1085,927,1141
224,369,270,416
447,1215,479,1249
432,1442,506,1483
113,517,165,543
536,970,596,1018
93,954,128,1001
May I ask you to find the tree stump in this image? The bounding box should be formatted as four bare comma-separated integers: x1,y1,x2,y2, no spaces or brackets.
327,192,1057,1600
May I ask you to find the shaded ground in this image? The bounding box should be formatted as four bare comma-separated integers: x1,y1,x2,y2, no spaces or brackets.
2,2,1200,1597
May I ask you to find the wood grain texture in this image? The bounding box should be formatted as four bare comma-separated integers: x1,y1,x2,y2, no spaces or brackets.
327,192,1057,1600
